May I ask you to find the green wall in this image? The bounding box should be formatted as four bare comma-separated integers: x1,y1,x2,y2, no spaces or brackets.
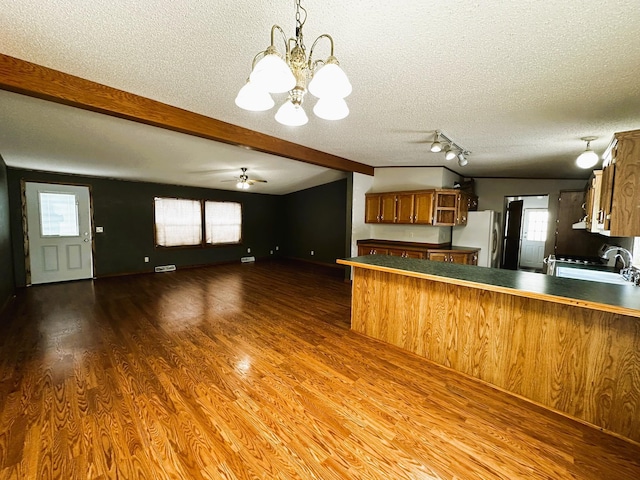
281,179,348,264
0,156,14,311
8,169,282,286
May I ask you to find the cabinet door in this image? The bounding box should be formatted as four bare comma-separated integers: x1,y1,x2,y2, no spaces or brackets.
404,250,424,259
449,252,470,264
608,135,640,236
599,152,616,230
358,246,371,256
387,248,405,257
457,192,469,225
396,194,415,223
427,252,449,262
379,194,397,223
414,192,434,224
365,195,381,223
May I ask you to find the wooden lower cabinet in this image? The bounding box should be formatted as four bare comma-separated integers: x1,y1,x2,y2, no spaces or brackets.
426,250,478,265
358,240,478,265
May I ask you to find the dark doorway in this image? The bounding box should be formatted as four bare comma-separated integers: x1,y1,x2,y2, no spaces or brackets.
502,200,523,270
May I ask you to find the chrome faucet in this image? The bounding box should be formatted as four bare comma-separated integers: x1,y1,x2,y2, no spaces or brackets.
601,246,634,281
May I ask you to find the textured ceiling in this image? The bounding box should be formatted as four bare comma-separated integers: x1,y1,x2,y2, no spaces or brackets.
1,0,640,193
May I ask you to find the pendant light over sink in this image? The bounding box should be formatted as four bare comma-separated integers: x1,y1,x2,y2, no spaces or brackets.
576,136,599,169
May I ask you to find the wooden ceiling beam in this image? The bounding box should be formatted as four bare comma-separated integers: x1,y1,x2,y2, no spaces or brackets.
0,53,374,176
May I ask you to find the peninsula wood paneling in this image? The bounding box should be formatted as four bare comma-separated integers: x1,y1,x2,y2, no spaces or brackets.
351,267,640,443
0,54,374,176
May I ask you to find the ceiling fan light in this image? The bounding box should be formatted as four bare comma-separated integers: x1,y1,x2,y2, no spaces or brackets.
235,81,275,111
576,149,599,169
249,52,296,94
236,181,250,190
308,59,352,99
313,97,349,120
275,100,309,126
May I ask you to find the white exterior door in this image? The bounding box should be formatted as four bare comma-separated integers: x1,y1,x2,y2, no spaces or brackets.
519,208,548,270
25,182,93,284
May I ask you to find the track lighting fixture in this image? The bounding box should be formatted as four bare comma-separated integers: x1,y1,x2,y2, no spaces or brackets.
576,136,599,169
429,130,471,167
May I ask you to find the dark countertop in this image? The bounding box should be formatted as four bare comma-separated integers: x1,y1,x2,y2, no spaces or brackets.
338,255,640,318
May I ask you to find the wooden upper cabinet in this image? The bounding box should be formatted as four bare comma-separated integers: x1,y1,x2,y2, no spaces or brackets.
457,192,470,225
396,193,415,223
413,191,434,224
379,194,397,223
365,189,472,225
584,170,602,232
599,130,640,236
365,194,381,223
433,190,458,226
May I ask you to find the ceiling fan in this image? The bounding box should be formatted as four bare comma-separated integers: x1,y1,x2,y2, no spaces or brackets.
222,167,267,190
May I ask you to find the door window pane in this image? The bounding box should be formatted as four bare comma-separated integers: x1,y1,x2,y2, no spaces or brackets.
526,210,549,242
39,192,79,236
154,198,202,247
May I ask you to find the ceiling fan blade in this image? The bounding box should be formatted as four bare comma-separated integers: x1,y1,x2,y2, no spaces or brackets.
249,179,267,183
221,179,238,183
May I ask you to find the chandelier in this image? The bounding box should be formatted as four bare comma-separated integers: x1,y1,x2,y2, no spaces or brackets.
235,0,352,126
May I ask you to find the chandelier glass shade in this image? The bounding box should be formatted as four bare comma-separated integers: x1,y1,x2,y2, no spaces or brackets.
234,80,275,111
236,0,351,126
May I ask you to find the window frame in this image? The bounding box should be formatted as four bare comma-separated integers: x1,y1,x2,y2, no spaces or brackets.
153,196,243,249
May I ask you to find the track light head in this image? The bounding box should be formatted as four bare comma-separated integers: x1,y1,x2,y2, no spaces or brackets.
444,146,457,161
430,131,442,152
457,153,468,167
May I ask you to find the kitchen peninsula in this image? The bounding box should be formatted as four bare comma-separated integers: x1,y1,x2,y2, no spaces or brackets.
337,255,640,444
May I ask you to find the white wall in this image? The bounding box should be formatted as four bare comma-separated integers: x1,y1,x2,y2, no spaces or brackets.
350,172,374,256
474,178,587,213
369,167,460,192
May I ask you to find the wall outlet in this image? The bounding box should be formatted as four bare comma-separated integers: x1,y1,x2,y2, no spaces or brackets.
247,247,251,253
311,250,314,256
144,256,149,263
96,226,104,233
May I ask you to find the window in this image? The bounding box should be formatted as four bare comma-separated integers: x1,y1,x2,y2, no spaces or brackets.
154,197,242,247
525,210,549,242
154,198,202,247
205,201,242,244
39,192,80,236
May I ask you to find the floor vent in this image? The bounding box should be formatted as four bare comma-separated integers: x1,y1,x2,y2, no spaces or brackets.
241,256,256,263
155,264,176,273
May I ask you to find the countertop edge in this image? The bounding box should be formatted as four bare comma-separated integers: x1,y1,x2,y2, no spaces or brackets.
337,258,640,319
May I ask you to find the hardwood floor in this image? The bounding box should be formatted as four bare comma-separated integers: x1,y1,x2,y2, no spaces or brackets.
0,259,639,479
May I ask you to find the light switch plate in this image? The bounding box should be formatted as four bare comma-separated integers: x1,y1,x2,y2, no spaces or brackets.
96,226,104,233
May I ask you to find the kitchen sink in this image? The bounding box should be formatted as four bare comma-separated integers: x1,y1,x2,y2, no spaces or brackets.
555,267,631,285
